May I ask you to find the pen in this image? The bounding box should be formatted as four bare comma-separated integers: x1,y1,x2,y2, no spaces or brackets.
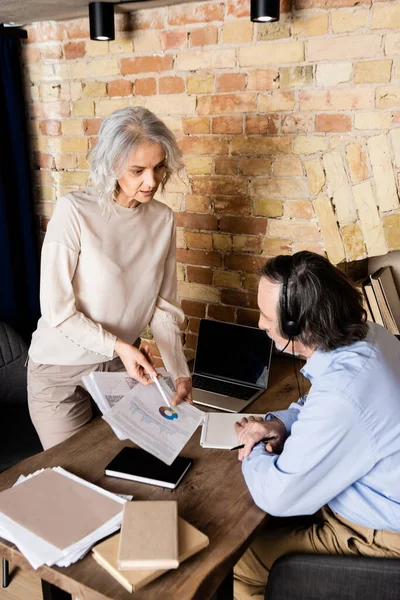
230,436,277,451
151,373,172,408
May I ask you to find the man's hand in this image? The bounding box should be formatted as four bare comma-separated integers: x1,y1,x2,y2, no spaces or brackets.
115,339,157,385
234,416,287,461
171,377,193,406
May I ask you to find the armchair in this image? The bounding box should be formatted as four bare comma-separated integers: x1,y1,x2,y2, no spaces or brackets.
265,553,400,600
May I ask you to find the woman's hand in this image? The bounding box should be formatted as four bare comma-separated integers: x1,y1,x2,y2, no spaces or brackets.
115,339,157,385
234,416,287,461
171,377,193,406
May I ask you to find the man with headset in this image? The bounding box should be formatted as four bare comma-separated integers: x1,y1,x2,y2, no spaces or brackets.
233,251,400,600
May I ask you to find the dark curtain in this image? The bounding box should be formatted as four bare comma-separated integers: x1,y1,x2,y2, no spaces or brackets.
0,34,40,342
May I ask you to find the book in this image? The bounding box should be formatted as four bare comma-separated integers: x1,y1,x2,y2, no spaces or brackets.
370,267,400,335
0,467,126,569
92,517,209,592
362,279,384,327
118,501,179,570
0,468,123,550
200,413,265,449
105,447,193,489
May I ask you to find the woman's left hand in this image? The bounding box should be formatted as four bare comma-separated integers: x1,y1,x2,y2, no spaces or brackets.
171,377,193,406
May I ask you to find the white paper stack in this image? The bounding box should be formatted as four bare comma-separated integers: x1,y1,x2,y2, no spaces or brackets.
82,369,204,466
0,467,126,569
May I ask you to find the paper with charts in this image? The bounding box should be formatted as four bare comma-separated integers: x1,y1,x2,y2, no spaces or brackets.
103,383,204,465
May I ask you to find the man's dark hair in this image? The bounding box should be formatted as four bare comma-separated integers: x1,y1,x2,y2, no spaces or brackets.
260,251,368,351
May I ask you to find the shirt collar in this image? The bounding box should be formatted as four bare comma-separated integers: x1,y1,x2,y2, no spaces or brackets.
301,348,335,381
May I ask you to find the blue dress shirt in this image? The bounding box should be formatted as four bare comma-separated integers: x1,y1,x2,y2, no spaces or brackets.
242,323,400,531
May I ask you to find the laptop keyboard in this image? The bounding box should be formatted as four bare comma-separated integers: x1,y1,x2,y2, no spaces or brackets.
192,374,257,401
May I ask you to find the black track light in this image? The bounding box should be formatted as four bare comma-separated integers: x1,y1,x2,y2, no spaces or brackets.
89,2,115,41
250,0,280,22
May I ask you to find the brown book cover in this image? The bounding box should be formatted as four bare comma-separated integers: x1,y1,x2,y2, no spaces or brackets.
0,469,122,550
362,279,384,327
93,517,209,592
370,267,399,333
118,501,179,570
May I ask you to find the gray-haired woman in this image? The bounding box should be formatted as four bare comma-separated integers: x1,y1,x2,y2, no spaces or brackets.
28,106,192,450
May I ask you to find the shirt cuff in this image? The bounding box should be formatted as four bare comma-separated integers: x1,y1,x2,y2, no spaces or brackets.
265,410,295,434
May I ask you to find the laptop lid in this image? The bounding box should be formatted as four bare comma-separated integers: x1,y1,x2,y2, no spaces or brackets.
193,319,273,389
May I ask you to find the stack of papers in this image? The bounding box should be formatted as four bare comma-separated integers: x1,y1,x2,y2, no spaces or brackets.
83,370,204,466
0,467,126,569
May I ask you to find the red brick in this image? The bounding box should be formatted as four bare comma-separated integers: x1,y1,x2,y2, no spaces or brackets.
214,157,240,175
208,305,236,321
134,10,165,29
40,217,50,232
39,119,61,136
88,136,98,150
31,102,70,119
188,317,201,333
237,308,259,327
185,195,212,212
168,2,224,25
179,136,228,156
187,266,213,284
315,114,352,132
216,73,246,93
33,153,55,169
135,78,156,96
175,213,218,230
64,41,86,60
23,47,41,63
36,22,65,42
214,197,252,216
189,26,218,47
83,118,103,135
120,56,173,75
198,93,257,115
177,249,222,267
212,116,243,134
224,254,266,273
239,158,272,176
245,115,278,134
192,176,247,196
65,21,90,40
219,216,267,235
142,340,161,358
247,69,279,91
185,333,198,350
161,30,188,50
40,45,63,61
153,357,165,368
181,299,206,317
159,76,185,94
221,289,258,309
107,79,133,97
227,0,250,17
183,117,210,134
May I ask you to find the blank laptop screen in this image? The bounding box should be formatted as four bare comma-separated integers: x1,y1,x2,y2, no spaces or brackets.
194,319,273,388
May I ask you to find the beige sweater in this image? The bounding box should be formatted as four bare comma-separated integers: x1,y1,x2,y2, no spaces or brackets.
29,190,190,381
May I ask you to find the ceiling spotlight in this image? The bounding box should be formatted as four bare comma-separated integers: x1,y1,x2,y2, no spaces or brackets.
89,2,115,41
250,0,280,22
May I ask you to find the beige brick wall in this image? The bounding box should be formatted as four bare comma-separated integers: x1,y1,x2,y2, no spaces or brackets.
24,0,400,354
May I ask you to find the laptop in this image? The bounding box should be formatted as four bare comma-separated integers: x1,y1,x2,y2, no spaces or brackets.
192,319,273,413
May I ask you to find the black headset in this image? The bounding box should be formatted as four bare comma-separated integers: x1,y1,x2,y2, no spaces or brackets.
281,261,301,339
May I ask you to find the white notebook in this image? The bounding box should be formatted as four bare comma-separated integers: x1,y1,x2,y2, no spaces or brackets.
200,413,265,449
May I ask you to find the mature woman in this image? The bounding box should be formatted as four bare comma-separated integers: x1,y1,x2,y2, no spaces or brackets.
28,106,192,450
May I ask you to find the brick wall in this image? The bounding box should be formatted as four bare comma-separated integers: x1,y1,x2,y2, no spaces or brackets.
23,0,400,359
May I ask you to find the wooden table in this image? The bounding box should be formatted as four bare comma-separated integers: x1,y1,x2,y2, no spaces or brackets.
0,354,308,600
